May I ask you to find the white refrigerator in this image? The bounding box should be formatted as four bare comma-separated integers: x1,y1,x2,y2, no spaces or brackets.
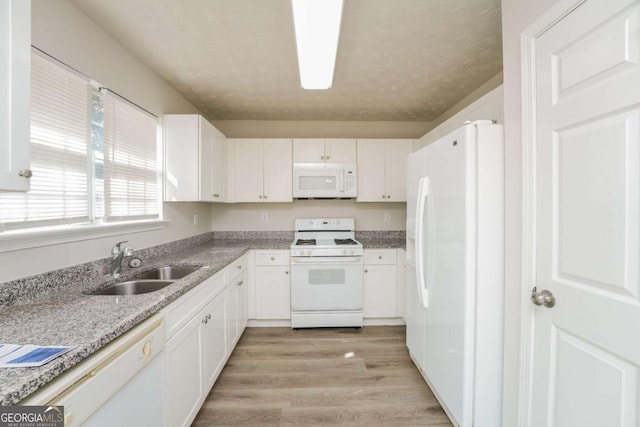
406,121,504,427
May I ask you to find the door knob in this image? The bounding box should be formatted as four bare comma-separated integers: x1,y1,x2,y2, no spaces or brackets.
531,287,555,308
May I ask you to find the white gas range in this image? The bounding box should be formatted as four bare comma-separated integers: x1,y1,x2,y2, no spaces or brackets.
290,218,364,328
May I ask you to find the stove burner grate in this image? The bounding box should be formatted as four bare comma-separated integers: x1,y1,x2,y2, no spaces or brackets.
334,238,358,245
295,239,317,246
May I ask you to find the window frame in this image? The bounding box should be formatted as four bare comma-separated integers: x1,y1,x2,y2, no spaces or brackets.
0,49,166,253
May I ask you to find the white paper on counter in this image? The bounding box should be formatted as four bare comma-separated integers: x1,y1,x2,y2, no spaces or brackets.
0,344,74,368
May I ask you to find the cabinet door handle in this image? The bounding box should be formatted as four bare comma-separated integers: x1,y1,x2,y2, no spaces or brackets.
382,195,386,199
321,155,325,160
142,341,152,357
18,169,33,179
264,195,268,199
285,271,289,275
378,255,382,259
326,156,330,160
270,256,275,260
387,195,391,199
364,269,368,273
212,194,220,197
258,195,263,199
237,281,244,286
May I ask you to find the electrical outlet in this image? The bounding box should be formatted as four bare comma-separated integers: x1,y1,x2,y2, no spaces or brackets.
193,214,199,226
384,212,391,223
261,212,269,222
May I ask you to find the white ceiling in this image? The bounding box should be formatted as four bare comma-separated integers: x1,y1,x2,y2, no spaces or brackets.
70,0,502,122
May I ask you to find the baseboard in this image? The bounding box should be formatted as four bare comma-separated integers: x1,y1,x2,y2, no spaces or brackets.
246,318,406,328
363,317,406,326
247,319,292,327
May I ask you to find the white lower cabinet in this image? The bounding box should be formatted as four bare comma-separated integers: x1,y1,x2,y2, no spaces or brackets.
202,294,227,392
225,271,248,351
254,250,291,320
164,312,204,427
363,249,398,318
162,254,248,427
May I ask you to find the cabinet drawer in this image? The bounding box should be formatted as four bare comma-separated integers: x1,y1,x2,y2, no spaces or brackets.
226,254,247,282
364,249,397,265
255,250,290,266
164,272,225,340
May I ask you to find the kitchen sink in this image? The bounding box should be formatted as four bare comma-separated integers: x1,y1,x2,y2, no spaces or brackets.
132,266,203,281
90,280,174,296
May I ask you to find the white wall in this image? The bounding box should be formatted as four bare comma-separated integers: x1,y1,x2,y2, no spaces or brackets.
0,1,210,283
501,0,561,426
211,200,406,231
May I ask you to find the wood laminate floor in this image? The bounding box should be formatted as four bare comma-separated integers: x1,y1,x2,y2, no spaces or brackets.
192,326,453,427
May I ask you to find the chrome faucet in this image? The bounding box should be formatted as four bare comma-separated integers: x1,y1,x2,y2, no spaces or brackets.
110,241,133,278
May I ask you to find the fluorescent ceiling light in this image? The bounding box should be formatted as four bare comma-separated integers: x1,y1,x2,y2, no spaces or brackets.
292,0,344,90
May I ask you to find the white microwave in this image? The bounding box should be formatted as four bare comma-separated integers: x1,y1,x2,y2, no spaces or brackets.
292,163,357,198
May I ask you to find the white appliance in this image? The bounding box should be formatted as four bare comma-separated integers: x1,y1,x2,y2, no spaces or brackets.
406,121,504,427
292,163,357,198
290,218,363,328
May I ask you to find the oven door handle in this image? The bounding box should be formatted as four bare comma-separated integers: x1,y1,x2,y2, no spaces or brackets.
290,256,363,264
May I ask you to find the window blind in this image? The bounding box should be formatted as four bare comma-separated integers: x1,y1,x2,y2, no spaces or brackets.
103,91,160,222
0,52,90,230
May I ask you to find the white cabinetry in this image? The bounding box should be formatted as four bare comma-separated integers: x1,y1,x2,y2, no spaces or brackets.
293,138,356,163
163,254,248,427
230,138,292,202
254,250,291,320
356,139,412,202
225,255,248,349
164,114,227,202
363,249,398,318
0,0,31,192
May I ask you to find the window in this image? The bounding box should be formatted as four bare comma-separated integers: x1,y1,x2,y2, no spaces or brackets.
103,90,160,222
0,50,161,235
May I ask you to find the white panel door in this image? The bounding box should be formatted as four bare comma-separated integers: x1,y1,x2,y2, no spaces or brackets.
356,139,387,201
386,139,413,202
532,1,640,426
263,138,292,202
325,138,356,162
293,138,324,162
232,139,263,202
255,266,291,319
198,117,214,201
0,0,30,192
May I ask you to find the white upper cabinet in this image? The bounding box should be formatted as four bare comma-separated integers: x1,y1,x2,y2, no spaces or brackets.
230,138,292,203
293,138,356,163
356,139,413,202
0,0,31,192
164,114,227,202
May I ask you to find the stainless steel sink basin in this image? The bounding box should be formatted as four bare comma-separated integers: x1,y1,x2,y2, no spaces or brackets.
90,280,174,296
132,266,203,281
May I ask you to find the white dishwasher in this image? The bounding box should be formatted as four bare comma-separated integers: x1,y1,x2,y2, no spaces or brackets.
22,316,165,427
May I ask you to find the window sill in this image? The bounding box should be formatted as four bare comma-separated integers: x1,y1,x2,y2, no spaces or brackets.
0,220,170,253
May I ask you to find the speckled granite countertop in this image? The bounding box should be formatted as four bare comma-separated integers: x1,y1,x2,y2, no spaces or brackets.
0,236,290,406
0,231,403,405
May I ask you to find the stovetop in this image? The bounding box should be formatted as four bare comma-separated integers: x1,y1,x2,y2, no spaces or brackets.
291,218,363,257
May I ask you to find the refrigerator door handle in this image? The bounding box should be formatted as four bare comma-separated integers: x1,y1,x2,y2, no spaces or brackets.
415,176,430,308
